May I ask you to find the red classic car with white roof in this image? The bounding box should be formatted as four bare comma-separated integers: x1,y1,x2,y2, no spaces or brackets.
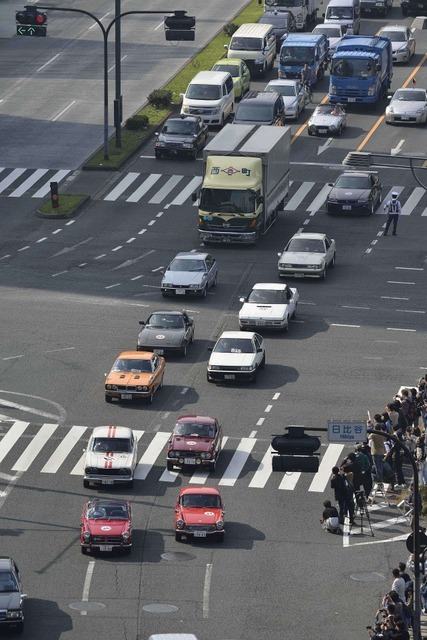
167,415,222,472
80,498,132,555
174,486,225,543
83,426,138,488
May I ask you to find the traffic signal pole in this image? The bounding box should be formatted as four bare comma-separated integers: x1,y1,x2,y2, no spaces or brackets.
23,6,195,160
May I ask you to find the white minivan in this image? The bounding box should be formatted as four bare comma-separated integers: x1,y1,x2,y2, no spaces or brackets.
226,23,277,77
180,71,235,127
323,0,361,34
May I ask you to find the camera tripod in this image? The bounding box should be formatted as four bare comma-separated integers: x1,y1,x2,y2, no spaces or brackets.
351,490,374,537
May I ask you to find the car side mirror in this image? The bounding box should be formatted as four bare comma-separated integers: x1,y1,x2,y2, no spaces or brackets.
180,92,185,98
139,321,145,326
257,348,263,353
224,44,228,50
83,448,86,453
328,183,333,187
208,347,213,352
277,252,281,257
239,297,246,303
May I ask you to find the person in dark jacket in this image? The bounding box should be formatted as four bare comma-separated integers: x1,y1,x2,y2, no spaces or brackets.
330,466,354,525
341,451,363,491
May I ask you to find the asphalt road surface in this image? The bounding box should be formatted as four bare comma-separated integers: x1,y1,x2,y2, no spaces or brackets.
0,4,426,640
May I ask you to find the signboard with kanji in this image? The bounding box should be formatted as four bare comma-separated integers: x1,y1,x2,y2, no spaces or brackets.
327,420,367,443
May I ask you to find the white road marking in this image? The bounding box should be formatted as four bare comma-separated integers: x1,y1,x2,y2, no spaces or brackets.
12,423,58,471
94,254,105,260
256,418,265,426
219,438,256,486
134,432,170,480
111,246,122,252
265,405,272,413
189,438,229,485
395,266,424,271
41,426,87,474
308,444,344,492
396,309,425,314
126,174,162,203
18,246,30,252
0,421,30,463
52,229,62,235
149,175,183,204
36,237,47,243
9,169,49,197
249,431,257,438
203,564,213,619
401,187,424,215
306,184,330,212
0,398,58,420
170,176,202,205
105,283,121,289
342,305,369,310
0,168,26,193
279,471,300,490
156,212,163,217
138,229,146,235
52,100,76,122
381,296,408,300
249,446,273,488
348,534,407,547
387,281,415,285
151,266,164,272
104,173,139,201
2,355,24,361
0,472,23,511
52,237,92,257
331,323,360,328
284,182,314,210
44,347,75,354
272,393,280,400
148,220,155,226
33,170,71,198
81,560,96,616
387,327,416,332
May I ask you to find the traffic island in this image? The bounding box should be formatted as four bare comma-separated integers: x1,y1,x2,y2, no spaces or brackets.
37,194,90,219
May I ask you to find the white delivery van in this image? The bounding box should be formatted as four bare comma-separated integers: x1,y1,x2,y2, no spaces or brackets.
226,23,277,77
180,71,235,127
323,0,361,34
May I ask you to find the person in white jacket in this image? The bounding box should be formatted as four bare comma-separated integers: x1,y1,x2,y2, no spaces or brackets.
383,191,402,236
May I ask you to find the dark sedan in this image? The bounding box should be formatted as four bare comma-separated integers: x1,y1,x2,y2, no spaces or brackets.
137,311,195,357
155,115,208,160
259,10,296,51
326,171,382,215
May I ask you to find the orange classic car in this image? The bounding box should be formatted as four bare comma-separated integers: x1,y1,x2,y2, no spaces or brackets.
105,350,165,404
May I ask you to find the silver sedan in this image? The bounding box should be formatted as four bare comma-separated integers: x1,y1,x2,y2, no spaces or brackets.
264,79,306,120
378,26,416,64
385,88,427,125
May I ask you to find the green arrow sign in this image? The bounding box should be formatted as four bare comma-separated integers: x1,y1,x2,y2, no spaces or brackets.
16,25,47,37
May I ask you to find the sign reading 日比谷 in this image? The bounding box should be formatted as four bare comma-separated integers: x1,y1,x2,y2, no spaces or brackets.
327,420,367,443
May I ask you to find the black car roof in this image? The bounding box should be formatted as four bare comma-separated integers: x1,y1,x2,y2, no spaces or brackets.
242,90,281,104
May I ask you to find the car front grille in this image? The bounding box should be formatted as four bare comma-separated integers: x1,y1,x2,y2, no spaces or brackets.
91,536,123,544
186,525,216,533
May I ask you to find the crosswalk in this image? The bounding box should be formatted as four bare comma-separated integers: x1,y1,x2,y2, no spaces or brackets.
2,166,427,216
0,421,346,493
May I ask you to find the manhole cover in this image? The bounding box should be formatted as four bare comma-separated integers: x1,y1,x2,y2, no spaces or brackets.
69,602,106,611
143,604,179,613
161,551,195,561
350,572,386,582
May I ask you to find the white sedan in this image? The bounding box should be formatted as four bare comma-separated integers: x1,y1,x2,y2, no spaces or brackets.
83,426,138,488
385,88,427,125
264,79,306,120
207,331,265,383
277,232,336,280
378,25,415,64
239,283,299,332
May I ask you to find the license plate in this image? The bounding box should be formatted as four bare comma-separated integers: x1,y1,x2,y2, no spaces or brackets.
175,289,186,295
102,479,114,485
401,116,409,120
224,374,235,380
318,128,327,133
184,458,196,465
154,349,164,355
194,531,207,538
343,205,352,210
99,545,113,551
347,98,356,102
255,321,264,326
121,394,132,400
294,273,304,277
223,238,231,242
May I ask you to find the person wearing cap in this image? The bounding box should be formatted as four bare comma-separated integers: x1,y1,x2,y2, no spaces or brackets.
383,191,402,236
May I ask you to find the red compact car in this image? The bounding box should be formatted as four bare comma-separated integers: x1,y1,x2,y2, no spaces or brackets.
167,415,222,472
174,486,225,543
80,499,132,555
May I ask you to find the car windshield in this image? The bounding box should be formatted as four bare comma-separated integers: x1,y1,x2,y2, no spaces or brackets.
325,6,353,19
315,104,343,115
394,90,425,102
230,36,262,51
213,64,239,77
181,494,221,508
331,58,376,78
174,422,215,437
186,85,221,100
260,15,289,27
112,358,153,373
214,338,255,354
162,120,197,135
285,238,325,253
247,289,285,304
266,84,296,96
87,503,129,519
380,31,406,42
236,104,274,122
92,437,132,453
314,26,341,37
147,313,184,329
280,46,314,65
169,258,205,272
200,188,256,214
335,176,371,189
0,572,18,592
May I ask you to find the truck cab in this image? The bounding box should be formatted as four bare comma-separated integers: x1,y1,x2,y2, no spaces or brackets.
278,33,329,83
264,0,317,30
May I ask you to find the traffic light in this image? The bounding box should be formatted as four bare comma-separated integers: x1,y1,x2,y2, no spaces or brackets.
16,7,47,37
164,11,195,41
50,182,59,209
271,427,321,473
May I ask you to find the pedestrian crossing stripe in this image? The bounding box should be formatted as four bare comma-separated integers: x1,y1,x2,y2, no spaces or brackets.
2,166,427,217
0,421,346,492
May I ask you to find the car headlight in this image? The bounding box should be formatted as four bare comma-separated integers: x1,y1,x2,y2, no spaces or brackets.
142,386,149,391
209,365,220,370
240,366,254,371
176,519,185,529
387,107,394,114
368,86,375,96
6,611,23,619
162,282,172,287
416,108,424,114
122,531,130,541
201,452,212,460
254,58,264,64
216,519,224,530
119,468,131,476
182,142,194,148
330,124,337,130
83,531,91,541
357,199,369,204
136,386,143,391
182,106,190,113
188,284,200,289
85,467,98,474
210,107,220,114
155,141,166,148
328,197,337,203
281,263,292,268
330,84,336,95
169,450,177,458
307,264,320,269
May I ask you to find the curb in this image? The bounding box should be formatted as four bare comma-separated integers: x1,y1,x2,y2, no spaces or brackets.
36,195,91,219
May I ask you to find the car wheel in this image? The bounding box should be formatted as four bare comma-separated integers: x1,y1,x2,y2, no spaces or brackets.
180,344,187,357
209,459,217,472
220,114,225,128
292,304,297,319
175,532,182,542
155,152,162,160
260,354,266,369
81,546,88,555
251,370,258,383
158,377,163,391
308,129,313,136
216,531,225,543
123,546,132,555
337,125,343,136
105,395,113,403
201,285,207,299
167,461,174,471
330,254,336,268
189,330,194,344
320,268,326,280
83,479,90,489
146,390,154,405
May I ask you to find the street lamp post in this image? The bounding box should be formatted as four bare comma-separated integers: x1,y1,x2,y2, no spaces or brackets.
368,428,422,640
